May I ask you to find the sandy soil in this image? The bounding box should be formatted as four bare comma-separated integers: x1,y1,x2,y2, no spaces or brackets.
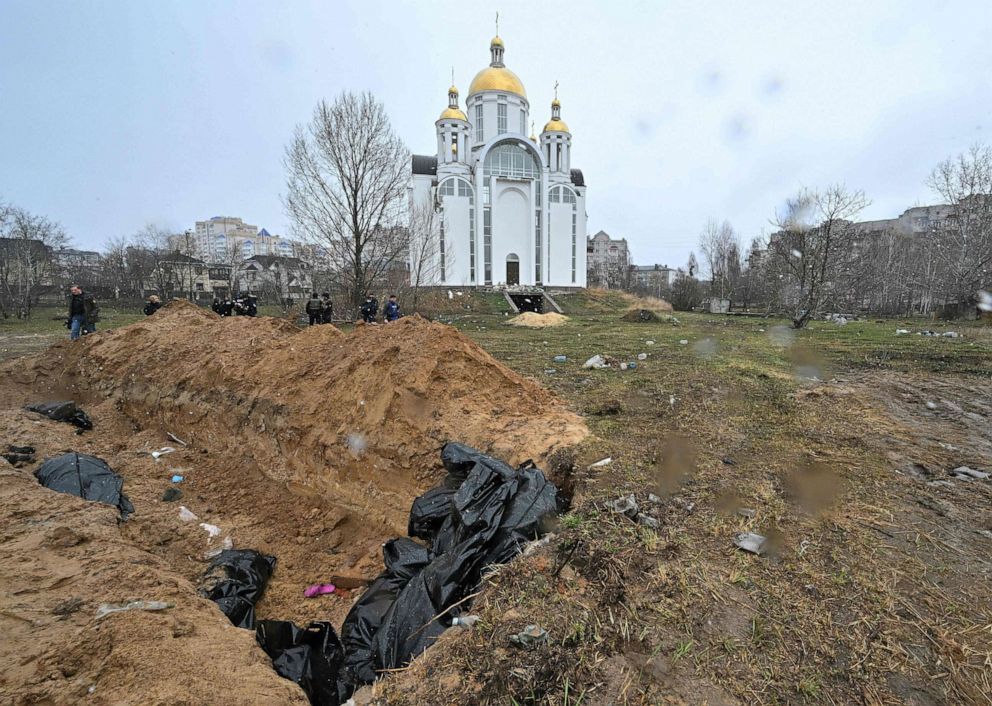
0,302,587,705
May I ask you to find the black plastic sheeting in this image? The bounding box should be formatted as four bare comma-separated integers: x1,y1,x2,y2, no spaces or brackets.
34,452,134,519
336,442,560,697
256,620,346,706
199,549,276,629
25,401,93,430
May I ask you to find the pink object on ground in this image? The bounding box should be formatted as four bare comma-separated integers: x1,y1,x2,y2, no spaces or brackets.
304,583,337,598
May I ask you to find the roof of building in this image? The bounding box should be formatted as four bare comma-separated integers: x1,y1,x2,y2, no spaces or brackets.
632,264,675,272
438,106,468,122
258,228,271,237
245,254,304,267
412,154,438,175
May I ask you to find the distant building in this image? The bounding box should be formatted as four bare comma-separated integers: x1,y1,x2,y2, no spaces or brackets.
586,230,630,289
53,248,101,268
240,255,312,303
630,264,678,292
184,217,302,262
856,204,957,236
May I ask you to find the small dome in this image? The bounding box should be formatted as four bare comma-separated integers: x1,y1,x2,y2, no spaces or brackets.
469,66,527,98
551,98,561,107
490,35,504,48
448,85,459,94
543,118,570,133
439,106,468,121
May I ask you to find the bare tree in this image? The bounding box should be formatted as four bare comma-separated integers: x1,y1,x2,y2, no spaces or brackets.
670,253,702,311
284,92,410,313
407,195,443,312
699,219,741,302
767,185,869,328
927,144,992,313
0,203,68,318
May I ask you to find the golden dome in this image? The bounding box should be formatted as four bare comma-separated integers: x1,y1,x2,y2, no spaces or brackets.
551,98,561,107
448,85,459,94
543,118,570,133
439,106,468,121
469,66,526,98
490,35,504,48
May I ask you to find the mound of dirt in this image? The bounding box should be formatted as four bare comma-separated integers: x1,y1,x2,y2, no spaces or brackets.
620,293,674,313
0,300,588,703
506,312,570,328
621,308,680,324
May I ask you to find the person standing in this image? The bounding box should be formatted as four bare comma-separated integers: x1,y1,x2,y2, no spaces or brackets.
143,294,162,316
67,285,99,340
305,292,323,326
384,294,400,322
320,293,333,324
360,294,377,323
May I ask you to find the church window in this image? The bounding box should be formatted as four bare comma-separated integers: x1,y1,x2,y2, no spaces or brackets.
483,141,541,180
483,208,492,284
571,211,578,283
556,143,562,170
475,104,484,142
519,109,526,135
498,103,507,134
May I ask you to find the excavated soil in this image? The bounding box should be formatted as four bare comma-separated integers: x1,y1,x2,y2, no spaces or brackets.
0,301,587,705
505,312,570,328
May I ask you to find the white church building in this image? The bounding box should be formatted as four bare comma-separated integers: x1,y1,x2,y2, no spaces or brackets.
410,35,588,288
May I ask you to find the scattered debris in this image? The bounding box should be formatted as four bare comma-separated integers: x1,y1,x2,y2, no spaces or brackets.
734,532,767,555
553,355,567,363
178,506,198,522
951,466,989,480
588,457,613,469
637,353,647,360
943,331,959,338
304,583,337,598
34,452,134,520
722,457,736,465
583,354,608,369
645,340,655,345
895,329,910,335
170,474,184,483
679,339,689,345
166,432,189,447
95,600,174,619
451,614,481,628
161,487,182,502
509,625,548,649
925,401,938,410
637,515,660,529
25,401,93,430
148,447,176,461
609,494,639,519
199,522,222,538
737,508,756,518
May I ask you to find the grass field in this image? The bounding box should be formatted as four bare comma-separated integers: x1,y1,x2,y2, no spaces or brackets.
2,298,990,704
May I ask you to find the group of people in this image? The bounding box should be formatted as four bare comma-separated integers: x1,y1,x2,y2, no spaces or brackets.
304,292,334,325
211,294,258,317
359,293,401,324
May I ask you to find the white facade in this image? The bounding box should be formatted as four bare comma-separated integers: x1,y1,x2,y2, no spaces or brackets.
410,36,588,288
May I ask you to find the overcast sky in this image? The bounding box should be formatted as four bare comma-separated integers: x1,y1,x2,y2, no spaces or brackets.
2,0,991,266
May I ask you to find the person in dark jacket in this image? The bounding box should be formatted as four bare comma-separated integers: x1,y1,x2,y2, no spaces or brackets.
359,294,378,324
320,293,333,324
304,292,323,326
67,285,99,340
143,295,162,316
384,294,400,322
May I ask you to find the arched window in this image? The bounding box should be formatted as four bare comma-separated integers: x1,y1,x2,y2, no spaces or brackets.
483,141,541,179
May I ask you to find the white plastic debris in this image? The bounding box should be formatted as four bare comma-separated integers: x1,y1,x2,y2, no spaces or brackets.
451,614,481,628
925,401,938,410
637,353,647,360
645,340,655,345
942,331,959,338
583,354,608,369
199,522,222,538
178,506,198,522
150,446,176,460
679,339,689,345
96,600,174,619
204,536,234,558
447,290,453,299
951,466,990,480
895,329,910,335
620,362,628,371
734,532,768,555
669,395,677,408
588,457,613,469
